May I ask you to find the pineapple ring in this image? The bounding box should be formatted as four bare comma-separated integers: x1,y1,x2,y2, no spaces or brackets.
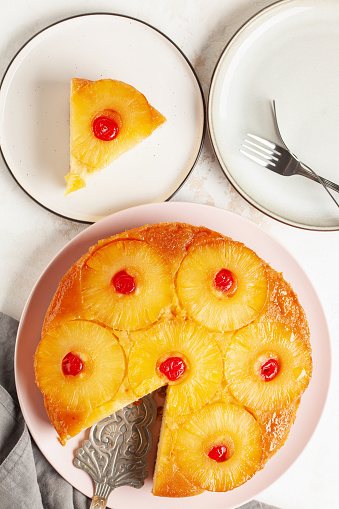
128,320,223,417
71,79,156,168
34,320,125,411
224,321,312,411
176,240,268,332
81,240,174,330
174,403,263,492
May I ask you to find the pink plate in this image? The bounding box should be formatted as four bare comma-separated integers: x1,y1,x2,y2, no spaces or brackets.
14,202,330,509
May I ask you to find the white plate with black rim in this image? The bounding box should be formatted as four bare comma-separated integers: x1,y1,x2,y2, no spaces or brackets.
0,13,205,223
208,0,339,230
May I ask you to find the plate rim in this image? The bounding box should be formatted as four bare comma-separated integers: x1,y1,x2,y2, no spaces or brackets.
0,12,206,224
207,0,339,232
14,201,331,508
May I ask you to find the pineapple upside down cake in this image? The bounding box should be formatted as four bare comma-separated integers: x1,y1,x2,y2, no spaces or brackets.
34,222,312,497
65,78,166,195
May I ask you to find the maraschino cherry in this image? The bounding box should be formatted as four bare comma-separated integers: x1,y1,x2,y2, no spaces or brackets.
112,270,136,294
214,269,234,292
92,115,119,141
208,445,228,462
62,352,83,376
159,356,186,381
261,358,279,381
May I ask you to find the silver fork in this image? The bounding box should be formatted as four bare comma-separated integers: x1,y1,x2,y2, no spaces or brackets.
240,101,339,208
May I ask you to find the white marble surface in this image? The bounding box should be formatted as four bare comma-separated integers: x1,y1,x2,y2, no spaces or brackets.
0,0,338,508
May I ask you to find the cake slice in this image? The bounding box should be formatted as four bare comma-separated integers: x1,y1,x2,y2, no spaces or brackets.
65,78,166,195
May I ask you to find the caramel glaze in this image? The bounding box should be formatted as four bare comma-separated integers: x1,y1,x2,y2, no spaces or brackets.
35,222,311,495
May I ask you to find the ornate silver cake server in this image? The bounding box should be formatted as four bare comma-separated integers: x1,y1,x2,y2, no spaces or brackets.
74,394,156,509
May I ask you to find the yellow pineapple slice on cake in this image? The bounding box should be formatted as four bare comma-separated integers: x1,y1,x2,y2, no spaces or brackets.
65,78,166,194
176,240,268,332
153,425,204,497
81,239,173,330
224,321,312,411
174,403,263,492
34,320,125,411
128,320,223,417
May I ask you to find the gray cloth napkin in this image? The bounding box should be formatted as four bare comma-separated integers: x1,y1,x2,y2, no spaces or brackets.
0,312,280,509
